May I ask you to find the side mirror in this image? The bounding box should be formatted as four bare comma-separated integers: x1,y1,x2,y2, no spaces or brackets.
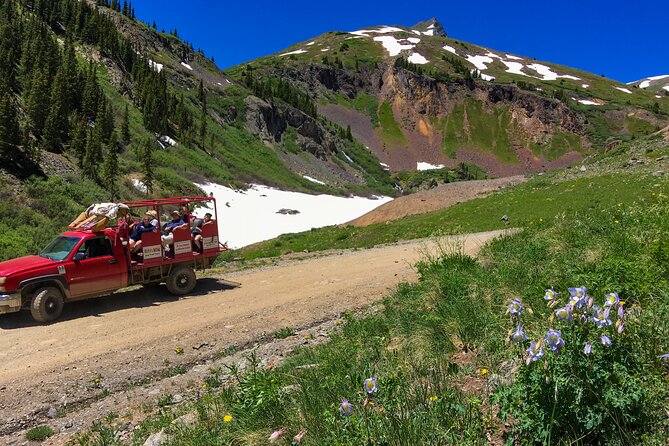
73,252,86,262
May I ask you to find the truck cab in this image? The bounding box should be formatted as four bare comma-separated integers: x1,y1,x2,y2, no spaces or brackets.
0,196,225,322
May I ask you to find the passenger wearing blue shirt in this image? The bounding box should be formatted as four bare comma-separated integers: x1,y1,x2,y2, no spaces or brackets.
129,214,156,254
161,210,188,250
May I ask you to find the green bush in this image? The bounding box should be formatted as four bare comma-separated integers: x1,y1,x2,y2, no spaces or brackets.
25,425,54,441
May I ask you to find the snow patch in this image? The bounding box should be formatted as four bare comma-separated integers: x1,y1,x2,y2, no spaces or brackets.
321,47,330,52
417,162,445,171
505,54,523,60
131,179,147,194
466,55,493,70
180,62,193,70
342,152,354,163
501,60,526,76
159,135,177,147
303,175,325,185
379,162,390,171
306,41,315,46
197,183,393,249
485,52,502,59
412,30,421,36
148,60,163,73
350,26,404,37
615,86,633,94
639,80,651,89
480,72,495,81
407,37,421,44
663,86,669,91
442,45,458,55
582,84,590,88
421,29,435,36
280,49,307,56
408,52,428,64
373,35,414,57
576,99,600,105
656,95,662,98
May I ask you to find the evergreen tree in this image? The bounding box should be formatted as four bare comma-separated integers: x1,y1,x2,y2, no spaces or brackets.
70,116,88,168
198,80,207,147
0,83,24,169
101,131,119,200
120,103,130,145
141,137,154,195
42,65,70,152
26,65,50,136
82,118,103,181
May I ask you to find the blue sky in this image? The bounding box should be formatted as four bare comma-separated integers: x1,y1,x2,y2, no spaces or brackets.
133,0,667,83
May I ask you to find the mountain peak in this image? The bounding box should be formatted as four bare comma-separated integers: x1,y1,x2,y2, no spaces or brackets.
412,18,447,37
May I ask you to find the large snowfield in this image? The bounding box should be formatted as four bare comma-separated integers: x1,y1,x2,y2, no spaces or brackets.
196,183,393,249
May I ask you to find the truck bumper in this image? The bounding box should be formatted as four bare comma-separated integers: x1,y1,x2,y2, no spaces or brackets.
0,292,22,314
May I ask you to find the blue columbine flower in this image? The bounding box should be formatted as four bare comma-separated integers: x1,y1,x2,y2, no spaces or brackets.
507,299,524,316
511,325,528,343
604,292,619,308
600,334,612,347
544,289,557,305
616,319,625,334
593,308,612,328
544,329,565,352
659,353,669,360
568,286,588,308
583,342,593,355
339,399,353,416
526,341,544,365
363,377,378,394
617,304,625,319
555,305,573,321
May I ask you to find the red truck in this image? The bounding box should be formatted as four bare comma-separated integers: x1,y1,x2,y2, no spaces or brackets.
0,196,227,322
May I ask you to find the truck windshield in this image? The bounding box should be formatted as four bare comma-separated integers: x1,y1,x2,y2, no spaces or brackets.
39,236,81,261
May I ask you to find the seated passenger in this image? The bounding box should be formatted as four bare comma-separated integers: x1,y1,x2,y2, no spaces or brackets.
192,213,214,252
161,210,188,251
128,214,156,254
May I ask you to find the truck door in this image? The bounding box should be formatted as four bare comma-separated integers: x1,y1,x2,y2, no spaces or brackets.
67,236,123,297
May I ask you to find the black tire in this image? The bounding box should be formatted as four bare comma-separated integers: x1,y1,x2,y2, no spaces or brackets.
165,266,196,295
31,286,64,323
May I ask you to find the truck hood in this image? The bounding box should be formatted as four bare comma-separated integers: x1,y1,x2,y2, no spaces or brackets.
0,255,61,277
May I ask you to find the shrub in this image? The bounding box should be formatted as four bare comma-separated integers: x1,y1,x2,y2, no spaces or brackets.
25,425,54,441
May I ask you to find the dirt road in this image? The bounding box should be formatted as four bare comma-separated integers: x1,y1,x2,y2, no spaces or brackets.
0,230,508,443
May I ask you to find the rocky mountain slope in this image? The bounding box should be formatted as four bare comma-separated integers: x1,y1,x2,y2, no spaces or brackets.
228,19,669,176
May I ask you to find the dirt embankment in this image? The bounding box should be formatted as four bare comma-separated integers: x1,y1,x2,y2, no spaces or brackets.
347,176,527,227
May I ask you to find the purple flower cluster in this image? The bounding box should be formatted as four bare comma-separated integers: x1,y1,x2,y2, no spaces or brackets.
508,287,627,365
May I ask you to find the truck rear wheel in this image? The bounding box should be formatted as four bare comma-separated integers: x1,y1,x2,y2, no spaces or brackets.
166,266,196,295
31,287,64,323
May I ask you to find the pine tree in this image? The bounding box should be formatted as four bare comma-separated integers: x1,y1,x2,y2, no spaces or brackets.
70,116,88,168
141,137,154,195
0,83,24,169
120,103,130,145
101,131,119,200
198,80,207,147
82,118,103,181
42,65,70,152
26,65,50,136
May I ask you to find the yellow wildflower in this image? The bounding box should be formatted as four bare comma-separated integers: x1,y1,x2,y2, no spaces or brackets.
480,368,489,376
223,414,233,423
429,395,438,402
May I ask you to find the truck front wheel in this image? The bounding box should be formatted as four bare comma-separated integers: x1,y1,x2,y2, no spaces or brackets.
31,287,64,323
166,266,196,295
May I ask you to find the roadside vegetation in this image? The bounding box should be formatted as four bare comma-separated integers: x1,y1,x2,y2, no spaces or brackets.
62,139,669,445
